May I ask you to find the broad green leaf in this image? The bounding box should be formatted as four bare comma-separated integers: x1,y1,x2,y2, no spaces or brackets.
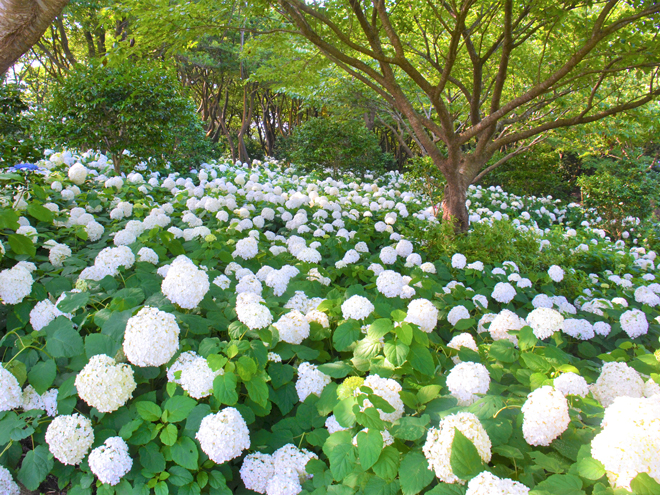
531,474,584,495
489,340,519,363
18,445,53,491
0,208,20,229
85,333,120,360
317,382,339,415
417,385,441,404
213,372,238,405
27,203,54,223
160,424,178,446
136,401,162,422
408,342,435,375
8,234,35,256
384,340,409,367
333,320,361,351
394,322,413,345
399,451,434,495
373,446,400,481
368,318,393,338
168,466,194,486
333,397,357,428
45,317,83,358
269,363,294,388
27,359,56,395
518,326,538,351
139,443,166,473
390,415,429,441
364,477,400,495
630,473,660,495
57,291,90,313
172,437,199,470
164,396,197,423
246,374,269,407
450,429,484,481
358,428,383,470
318,361,353,378
576,456,606,480
323,431,357,481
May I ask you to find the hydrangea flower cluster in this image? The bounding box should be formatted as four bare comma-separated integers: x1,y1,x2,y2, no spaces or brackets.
123,306,180,367
88,437,133,486
196,407,250,463
45,413,95,465
161,255,210,309
521,386,570,446
75,354,136,412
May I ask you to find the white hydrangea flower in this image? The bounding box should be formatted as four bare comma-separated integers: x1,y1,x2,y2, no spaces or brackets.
88,437,133,486
196,408,250,464
0,366,23,411
0,264,33,305
296,362,331,402
274,311,310,344
521,386,570,446
177,355,223,399
591,361,644,407
137,247,159,264
472,294,488,309
75,354,136,413
341,295,374,321
29,299,70,331
423,412,492,484
234,237,259,260
161,255,210,309
562,318,594,340
0,465,20,495
446,362,490,406
123,306,180,367
240,453,275,494
272,443,318,483
553,372,589,397
362,375,405,423
379,246,398,265
645,379,660,398
525,307,563,340
447,305,470,326
376,270,404,298
466,471,529,495
266,475,302,495
395,239,413,258
45,413,95,465
547,265,564,282
237,302,273,330
591,396,660,490
451,253,467,269
404,298,438,333
488,310,524,344
620,309,648,339
491,282,516,304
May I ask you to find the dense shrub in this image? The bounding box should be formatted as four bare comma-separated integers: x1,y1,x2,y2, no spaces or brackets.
0,84,42,166
42,62,210,174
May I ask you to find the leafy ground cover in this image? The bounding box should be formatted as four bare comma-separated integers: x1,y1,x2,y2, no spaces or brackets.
0,151,659,495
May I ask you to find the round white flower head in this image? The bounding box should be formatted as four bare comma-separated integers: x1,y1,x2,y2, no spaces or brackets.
521,386,570,446
0,465,20,495
421,262,436,274
296,362,331,402
620,309,648,339
593,321,612,337
525,307,564,340
341,295,374,321
376,270,404,298
123,306,180,367
446,362,490,406
477,313,497,334
447,305,470,326
75,354,136,413
547,265,564,282
423,412,492,484
451,253,467,269
161,255,210,309
362,375,405,423
274,311,310,344
137,247,159,264
266,475,302,495
179,356,223,399
447,333,478,364
272,443,318,483
167,351,200,384
591,396,660,490
234,237,259,260
240,453,275,494
562,318,594,340
491,282,516,304
68,163,88,184
296,247,322,264
532,294,553,309
237,303,273,330
45,413,94,465
591,361,644,407
379,246,398,265
396,239,414,258
488,310,524,344
472,294,488,309
0,265,33,305
634,286,660,307
404,298,439,333
88,436,132,486
49,243,72,267
196,407,250,464
644,378,660,398
0,366,22,412
553,372,589,397
466,471,529,495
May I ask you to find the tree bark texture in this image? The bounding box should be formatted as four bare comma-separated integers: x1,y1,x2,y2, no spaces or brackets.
0,0,70,75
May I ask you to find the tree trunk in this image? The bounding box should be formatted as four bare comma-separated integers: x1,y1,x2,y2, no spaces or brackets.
441,170,470,232
0,0,70,75
111,153,122,175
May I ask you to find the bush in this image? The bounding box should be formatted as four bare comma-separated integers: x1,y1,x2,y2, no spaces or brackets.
0,84,42,166
42,62,210,174
280,117,391,177
578,154,659,237
403,155,445,215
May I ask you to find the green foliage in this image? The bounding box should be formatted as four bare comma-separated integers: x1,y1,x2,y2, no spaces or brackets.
578,155,660,237
0,84,43,166
404,156,445,213
280,117,392,177
42,62,210,173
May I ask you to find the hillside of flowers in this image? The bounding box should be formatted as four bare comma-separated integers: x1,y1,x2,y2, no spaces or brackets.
1,150,660,495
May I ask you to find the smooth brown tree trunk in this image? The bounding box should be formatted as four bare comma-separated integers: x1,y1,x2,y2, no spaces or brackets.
0,0,70,75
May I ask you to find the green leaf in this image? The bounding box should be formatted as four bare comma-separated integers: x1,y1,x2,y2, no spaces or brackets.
323,431,357,481
531,474,583,495
365,477,400,495
85,333,120,360
269,363,294,388
136,401,163,422
27,203,54,223
358,428,383,470
368,319,393,338
333,397,357,428
168,466,194,486
213,372,238,405
8,234,35,256
384,340,409,367
394,322,413,345
18,445,54,491
417,385,441,404
372,446,400,482
318,361,353,378
0,208,20,229
408,342,435,375
630,473,660,495
518,326,539,351
426,484,466,495
450,429,484,481
576,456,605,480
27,359,56,395
139,443,166,473
172,437,199,470
160,424,178,446
355,407,385,430
45,317,83,358
317,382,339,415
246,374,269,407
56,291,89,313
164,396,197,423
333,320,361,351
489,340,519,363
390,415,429,441
399,451,434,495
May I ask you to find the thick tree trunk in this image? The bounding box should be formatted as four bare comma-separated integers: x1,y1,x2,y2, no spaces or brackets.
438,153,487,233
0,0,70,75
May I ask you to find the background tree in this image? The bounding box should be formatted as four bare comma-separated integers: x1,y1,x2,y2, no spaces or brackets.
272,0,660,230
